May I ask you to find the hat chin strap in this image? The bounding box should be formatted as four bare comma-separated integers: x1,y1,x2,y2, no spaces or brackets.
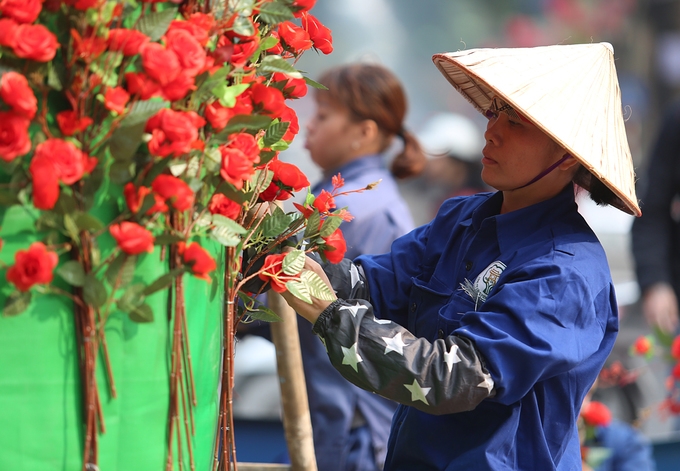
510,154,572,191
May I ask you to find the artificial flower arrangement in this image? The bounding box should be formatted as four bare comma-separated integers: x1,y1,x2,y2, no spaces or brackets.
0,0,345,470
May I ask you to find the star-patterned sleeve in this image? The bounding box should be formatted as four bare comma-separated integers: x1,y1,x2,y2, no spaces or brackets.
312,298,495,415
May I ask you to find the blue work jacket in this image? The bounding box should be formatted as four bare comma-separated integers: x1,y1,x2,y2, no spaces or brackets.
350,185,619,470
300,154,414,470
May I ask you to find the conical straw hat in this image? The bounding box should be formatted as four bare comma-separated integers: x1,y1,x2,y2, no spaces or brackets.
432,42,640,216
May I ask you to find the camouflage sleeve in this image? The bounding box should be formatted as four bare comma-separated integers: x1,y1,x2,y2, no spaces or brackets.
311,299,495,415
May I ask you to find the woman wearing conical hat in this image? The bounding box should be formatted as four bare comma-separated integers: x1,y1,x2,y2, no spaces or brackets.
279,43,639,470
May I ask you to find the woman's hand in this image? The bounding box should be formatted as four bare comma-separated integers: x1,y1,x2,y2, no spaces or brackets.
279,252,336,325
642,282,679,334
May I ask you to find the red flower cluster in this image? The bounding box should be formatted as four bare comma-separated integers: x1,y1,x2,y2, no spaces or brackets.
6,242,59,292
109,222,155,255
146,108,206,158
219,132,261,190
0,72,37,161
259,157,310,201
29,139,98,210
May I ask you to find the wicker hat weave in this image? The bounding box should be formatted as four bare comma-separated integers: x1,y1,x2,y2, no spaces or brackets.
432,42,640,216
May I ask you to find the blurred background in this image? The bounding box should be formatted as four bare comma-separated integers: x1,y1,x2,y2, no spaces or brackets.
234,0,680,467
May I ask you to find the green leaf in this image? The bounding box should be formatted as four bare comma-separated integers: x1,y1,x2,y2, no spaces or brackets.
301,271,336,301
117,255,138,287
53,192,77,216
63,214,80,241
108,160,135,185
129,303,154,323
269,140,289,151
108,99,168,161
232,15,256,38
212,214,247,234
36,212,61,231
143,269,183,296
320,216,342,238
3,291,32,316
303,210,321,239
47,61,64,91
259,55,302,78
83,277,108,309
154,233,184,246
258,36,280,52
282,249,305,275
285,279,312,304
215,114,273,139
56,261,86,287
261,207,293,238
0,189,17,205
136,8,177,41
116,283,146,312
263,121,290,147
193,66,231,103
304,76,328,90
210,225,242,247
74,212,105,232
251,168,274,194
244,304,282,322
105,252,126,286
257,2,294,24
213,82,250,108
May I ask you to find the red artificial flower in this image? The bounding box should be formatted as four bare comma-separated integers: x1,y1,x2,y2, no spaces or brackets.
633,335,652,355
56,110,93,136
71,29,107,61
300,13,333,54
277,21,313,54
13,24,59,62
272,72,307,99
0,0,43,24
672,362,680,380
672,335,680,360
151,174,194,211
178,241,216,281
29,156,59,210
313,189,336,213
280,105,299,141
322,228,346,264
219,133,261,190
124,72,161,99
66,0,102,10
249,83,286,117
208,193,241,220
224,13,259,42
215,35,259,69
292,0,316,16
0,111,31,162
0,71,37,119
0,18,18,47
104,86,130,114
6,242,59,292
33,138,97,185
110,222,155,255
265,31,283,55
258,253,300,293
165,28,207,77
259,158,309,201
107,28,150,56
204,93,253,131
139,42,181,86
580,400,612,427
168,14,213,46
123,183,168,214
160,71,195,101
145,108,205,157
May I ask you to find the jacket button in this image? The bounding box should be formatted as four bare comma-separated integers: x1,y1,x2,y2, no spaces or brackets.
410,303,417,312
437,329,445,339
465,261,473,271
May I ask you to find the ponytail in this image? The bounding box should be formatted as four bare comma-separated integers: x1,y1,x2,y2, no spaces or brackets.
390,129,427,179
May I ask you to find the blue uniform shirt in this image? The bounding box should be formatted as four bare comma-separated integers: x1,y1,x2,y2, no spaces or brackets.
299,154,414,470
351,185,619,470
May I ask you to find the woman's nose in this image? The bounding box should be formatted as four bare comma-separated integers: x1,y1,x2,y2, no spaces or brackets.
484,117,500,145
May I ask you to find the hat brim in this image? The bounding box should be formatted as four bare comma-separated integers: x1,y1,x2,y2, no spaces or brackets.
432,49,641,217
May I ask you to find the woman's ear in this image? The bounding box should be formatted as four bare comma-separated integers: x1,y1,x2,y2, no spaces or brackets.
559,154,579,170
357,119,380,144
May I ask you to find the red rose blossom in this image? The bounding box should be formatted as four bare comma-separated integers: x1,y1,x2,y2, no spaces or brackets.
301,13,333,54
33,138,96,185
277,21,313,54
29,156,59,210
6,242,59,292
139,42,181,86
322,228,346,263
258,253,300,293
145,108,205,157
0,0,42,24
313,190,336,213
259,158,309,201
160,71,195,101
13,24,59,62
124,72,161,99
292,0,316,16
123,183,168,214
151,174,194,211
671,335,680,360
633,335,652,355
672,362,680,380
107,28,150,56
280,105,300,141
0,71,37,119
272,72,307,99
0,111,31,161
580,400,612,427
165,28,207,77
178,241,217,281
208,193,241,220
219,133,261,190
104,86,130,114
248,83,286,117
109,222,155,255
56,110,93,136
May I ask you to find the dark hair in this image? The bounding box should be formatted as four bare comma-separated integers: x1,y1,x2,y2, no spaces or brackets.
573,165,619,207
317,63,425,179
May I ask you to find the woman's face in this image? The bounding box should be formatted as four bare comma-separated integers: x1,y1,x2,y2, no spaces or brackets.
481,100,564,191
304,94,361,171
